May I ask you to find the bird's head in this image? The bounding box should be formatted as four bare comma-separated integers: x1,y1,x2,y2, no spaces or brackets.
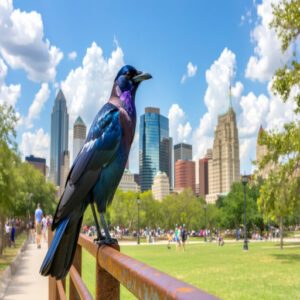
114,65,152,95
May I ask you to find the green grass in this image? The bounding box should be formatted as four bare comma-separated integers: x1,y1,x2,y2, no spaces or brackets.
81,241,300,300
0,232,27,273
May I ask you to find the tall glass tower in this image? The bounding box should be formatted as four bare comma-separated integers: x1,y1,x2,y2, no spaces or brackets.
139,107,172,192
50,89,69,186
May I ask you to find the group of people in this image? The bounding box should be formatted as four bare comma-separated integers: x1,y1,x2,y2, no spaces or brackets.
31,203,52,249
5,221,16,248
167,225,188,251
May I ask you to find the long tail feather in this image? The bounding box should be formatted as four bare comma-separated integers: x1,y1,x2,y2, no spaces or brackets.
40,218,69,276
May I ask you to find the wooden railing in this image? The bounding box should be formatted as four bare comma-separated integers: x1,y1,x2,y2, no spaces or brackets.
48,230,219,300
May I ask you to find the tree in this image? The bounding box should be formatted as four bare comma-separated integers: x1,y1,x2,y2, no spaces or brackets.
161,189,203,230
0,104,19,254
217,182,262,232
256,0,300,247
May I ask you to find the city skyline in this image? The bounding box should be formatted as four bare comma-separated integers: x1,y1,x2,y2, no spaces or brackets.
1,0,299,176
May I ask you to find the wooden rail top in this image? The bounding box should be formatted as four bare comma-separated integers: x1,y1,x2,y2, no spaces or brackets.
78,234,219,300
48,228,219,300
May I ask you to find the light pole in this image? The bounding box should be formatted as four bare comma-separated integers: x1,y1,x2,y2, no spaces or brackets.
204,203,207,242
137,197,141,245
242,175,248,251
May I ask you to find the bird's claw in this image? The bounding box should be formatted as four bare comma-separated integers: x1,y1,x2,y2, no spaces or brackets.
96,238,118,246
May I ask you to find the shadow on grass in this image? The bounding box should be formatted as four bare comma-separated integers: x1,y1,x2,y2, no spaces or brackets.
274,242,300,247
272,253,300,263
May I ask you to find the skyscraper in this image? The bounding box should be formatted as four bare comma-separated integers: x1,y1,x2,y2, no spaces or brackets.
25,155,46,177
152,171,170,201
198,149,212,198
50,89,69,186
73,116,86,161
207,107,240,203
174,143,192,162
174,160,195,194
139,107,172,192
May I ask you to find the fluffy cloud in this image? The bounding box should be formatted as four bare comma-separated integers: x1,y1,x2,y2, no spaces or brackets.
0,58,21,107
245,0,292,82
25,83,50,128
68,51,77,61
20,128,50,163
61,42,124,161
193,48,243,159
168,104,192,144
181,62,197,84
0,0,63,82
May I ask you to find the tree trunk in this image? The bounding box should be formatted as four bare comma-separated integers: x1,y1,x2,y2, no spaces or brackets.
0,214,5,255
280,216,283,249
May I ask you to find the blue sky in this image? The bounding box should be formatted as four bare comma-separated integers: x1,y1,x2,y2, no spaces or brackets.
0,0,298,176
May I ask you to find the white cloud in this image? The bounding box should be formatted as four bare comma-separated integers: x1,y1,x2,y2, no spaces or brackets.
168,104,192,144
20,128,50,163
193,48,243,159
25,83,50,128
61,42,124,161
181,62,197,84
245,0,292,82
68,51,77,61
0,58,21,107
0,0,63,82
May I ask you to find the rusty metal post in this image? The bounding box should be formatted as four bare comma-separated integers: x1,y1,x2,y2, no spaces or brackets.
70,244,82,300
96,244,120,300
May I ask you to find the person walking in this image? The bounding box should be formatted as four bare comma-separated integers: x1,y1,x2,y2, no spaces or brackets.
35,203,43,249
181,225,187,251
41,215,48,242
10,222,16,247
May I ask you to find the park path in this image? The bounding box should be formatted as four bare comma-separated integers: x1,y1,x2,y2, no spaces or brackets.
3,239,48,300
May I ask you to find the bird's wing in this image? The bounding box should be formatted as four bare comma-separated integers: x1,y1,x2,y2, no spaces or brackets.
52,103,122,228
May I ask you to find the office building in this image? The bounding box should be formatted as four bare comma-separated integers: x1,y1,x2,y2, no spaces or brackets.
139,107,172,191
174,160,195,194
50,89,69,186
25,155,46,177
73,116,86,161
207,106,240,203
174,143,192,162
152,171,170,201
118,169,140,192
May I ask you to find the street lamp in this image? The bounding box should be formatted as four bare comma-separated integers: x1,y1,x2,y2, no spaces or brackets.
137,196,141,245
204,203,207,242
242,175,248,251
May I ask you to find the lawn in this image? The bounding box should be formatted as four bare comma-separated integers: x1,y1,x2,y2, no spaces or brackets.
82,241,300,300
0,232,27,273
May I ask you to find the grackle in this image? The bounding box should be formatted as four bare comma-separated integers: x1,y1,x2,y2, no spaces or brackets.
40,65,151,279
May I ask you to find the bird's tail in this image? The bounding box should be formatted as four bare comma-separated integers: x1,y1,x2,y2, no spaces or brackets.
40,214,83,279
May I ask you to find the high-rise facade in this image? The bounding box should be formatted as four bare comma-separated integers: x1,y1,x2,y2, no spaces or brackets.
59,150,70,196
25,155,46,177
152,171,170,201
256,125,271,179
50,90,69,186
199,158,209,198
73,116,86,161
207,107,240,203
174,160,195,194
139,107,172,192
174,143,192,162
118,169,140,192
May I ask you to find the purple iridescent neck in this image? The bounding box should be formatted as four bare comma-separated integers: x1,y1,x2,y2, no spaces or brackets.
111,83,136,119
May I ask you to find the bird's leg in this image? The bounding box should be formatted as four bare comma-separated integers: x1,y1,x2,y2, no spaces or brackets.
99,212,118,245
90,202,104,242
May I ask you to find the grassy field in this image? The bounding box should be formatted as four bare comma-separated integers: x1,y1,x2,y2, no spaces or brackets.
82,241,300,300
0,232,27,273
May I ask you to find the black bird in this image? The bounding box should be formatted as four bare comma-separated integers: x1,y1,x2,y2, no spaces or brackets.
40,65,152,279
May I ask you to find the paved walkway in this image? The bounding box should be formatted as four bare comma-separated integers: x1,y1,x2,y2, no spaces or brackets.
3,240,48,300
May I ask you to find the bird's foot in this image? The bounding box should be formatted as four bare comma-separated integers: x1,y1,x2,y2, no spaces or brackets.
93,236,105,244
96,237,118,246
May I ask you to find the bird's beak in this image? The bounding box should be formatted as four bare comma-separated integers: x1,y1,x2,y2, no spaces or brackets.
133,72,152,83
